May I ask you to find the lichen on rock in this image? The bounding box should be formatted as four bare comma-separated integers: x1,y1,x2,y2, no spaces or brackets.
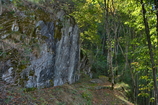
0,0,80,88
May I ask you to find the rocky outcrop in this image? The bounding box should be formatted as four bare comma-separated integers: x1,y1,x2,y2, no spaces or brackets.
0,0,2,15
0,1,80,88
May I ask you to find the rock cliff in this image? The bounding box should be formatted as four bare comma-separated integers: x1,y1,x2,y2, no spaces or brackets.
0,1,80,88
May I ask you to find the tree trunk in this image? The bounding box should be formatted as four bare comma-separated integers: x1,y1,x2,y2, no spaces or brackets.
140,1,158,104
154,0,158,47
104,0,115,90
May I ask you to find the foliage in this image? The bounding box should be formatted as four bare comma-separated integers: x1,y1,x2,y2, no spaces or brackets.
71,0,157,104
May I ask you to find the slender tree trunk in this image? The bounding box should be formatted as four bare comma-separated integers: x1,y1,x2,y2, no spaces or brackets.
104,0,114,90
107,39,114,89
102,25,107,56
113,23,119,77
130,67,137,104
154,0,158,47
140,1,158,105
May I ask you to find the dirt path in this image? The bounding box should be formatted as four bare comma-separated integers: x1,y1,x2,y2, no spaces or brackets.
0,78,134,105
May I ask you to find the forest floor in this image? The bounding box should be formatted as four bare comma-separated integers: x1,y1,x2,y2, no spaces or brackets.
0,75,134,105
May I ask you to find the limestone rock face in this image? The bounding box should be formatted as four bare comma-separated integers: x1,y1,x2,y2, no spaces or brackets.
0,0,2,15
54,19,79,86
0,2,80,88
2,67,14,83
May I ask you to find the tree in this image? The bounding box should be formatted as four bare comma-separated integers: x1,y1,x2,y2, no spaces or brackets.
72,0,157,104
140,0,158,104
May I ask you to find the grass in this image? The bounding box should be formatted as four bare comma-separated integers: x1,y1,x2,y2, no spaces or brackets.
0,76,134,105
